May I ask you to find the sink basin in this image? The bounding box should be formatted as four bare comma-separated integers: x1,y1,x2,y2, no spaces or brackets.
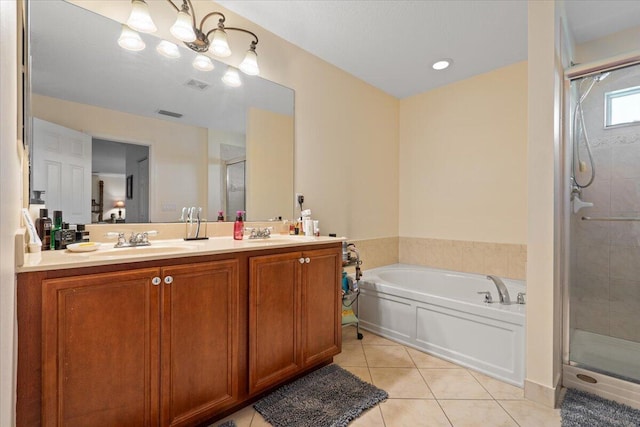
89,245,195,257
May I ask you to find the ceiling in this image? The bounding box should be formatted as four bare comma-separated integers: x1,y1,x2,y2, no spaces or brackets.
217,0,640,99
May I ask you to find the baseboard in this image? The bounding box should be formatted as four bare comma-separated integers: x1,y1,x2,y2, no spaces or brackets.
525,378,560,408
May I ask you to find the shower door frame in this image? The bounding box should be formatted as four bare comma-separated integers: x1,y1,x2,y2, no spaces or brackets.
561,52,640,409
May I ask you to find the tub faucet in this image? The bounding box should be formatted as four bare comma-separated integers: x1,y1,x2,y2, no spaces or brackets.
487,275,511,304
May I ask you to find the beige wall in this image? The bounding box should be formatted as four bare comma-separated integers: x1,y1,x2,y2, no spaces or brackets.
32,94,208,223
246,108,294,221
575,25,640,65
0,1,22,425
525,0,565,407
399,61,528,244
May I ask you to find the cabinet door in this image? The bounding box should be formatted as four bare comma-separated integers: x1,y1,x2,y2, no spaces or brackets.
301,248,342,366
161,260,240,427
42,268,160,427
249,252,303,394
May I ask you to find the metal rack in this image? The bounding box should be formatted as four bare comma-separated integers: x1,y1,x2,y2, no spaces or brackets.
342,245,364,340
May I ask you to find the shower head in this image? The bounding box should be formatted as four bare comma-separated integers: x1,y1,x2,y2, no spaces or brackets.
595,72,610,82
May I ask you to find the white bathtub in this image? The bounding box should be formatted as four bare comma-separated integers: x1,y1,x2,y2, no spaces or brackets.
356,264,526,386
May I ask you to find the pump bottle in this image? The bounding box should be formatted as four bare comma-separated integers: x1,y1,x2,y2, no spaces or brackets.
233,211,244,240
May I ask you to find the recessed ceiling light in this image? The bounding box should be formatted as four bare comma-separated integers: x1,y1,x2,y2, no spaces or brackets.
432,59,452,71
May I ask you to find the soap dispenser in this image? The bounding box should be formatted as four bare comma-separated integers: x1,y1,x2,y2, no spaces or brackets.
233,211,244,240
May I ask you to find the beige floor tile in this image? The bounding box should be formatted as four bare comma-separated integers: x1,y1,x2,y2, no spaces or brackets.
364,345,415,367
369,367,434,399
349,404,385,427
439,400,518,427
334,344,367,367
362,332,402,346
211,405,255,427
499,399,561,427
380,399,451,427
340,365,372,383
250,410,272,427
342,325,363,345
420,369,492,399
406,347,464,369
468,371,524,400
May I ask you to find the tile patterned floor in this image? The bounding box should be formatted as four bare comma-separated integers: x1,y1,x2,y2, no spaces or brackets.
213,327,561,426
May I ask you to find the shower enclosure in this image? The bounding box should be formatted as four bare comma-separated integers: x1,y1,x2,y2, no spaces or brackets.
564,61,640,407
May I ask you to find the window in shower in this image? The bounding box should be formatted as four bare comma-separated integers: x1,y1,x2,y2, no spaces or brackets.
605,85,640,127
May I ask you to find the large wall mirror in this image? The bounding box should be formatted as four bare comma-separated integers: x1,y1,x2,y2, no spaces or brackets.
27,0,294,224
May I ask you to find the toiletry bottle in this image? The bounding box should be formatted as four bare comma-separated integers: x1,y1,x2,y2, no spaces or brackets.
217,210,225,222
35,209,52,251
233,211,244,240
289,220,295,235
51,210,63,250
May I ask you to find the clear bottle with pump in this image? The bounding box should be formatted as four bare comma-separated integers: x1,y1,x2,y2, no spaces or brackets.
233,211,244,240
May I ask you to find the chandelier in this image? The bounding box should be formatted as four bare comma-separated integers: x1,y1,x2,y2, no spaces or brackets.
119,0,260,78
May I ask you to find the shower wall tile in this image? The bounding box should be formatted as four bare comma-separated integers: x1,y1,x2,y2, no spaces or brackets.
610,219,640,248
592,146,612,182
612,144,640,179
575,243,610,278
574,218,609,246
610,278,640,315
581,179,611,215
609,312,640,343
610,246,640,281
610,178,640,214
398,238,526,280
572,272,610,305
573,300,609,336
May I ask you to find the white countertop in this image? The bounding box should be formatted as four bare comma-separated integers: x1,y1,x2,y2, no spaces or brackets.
18,235,344,273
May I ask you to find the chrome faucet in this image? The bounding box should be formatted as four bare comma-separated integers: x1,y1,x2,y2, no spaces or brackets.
487,275,511,304
111,230,157,248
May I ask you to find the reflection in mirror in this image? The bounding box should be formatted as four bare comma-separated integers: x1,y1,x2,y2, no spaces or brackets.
28,0,294,224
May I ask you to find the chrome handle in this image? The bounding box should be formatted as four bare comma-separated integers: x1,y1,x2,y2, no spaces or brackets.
517,292,526,304
305,257,311,264
477,291,493,303
152,277,161,286
164,276,173,285
299,258,305,264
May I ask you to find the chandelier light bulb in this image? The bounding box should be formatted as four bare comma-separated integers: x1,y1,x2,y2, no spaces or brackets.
239,48,259,76
210,29,232,57
192,54,214,71
170,9,196,42
222,67,242,87
156,40,180,58
118,25,145,51
127,0,157,33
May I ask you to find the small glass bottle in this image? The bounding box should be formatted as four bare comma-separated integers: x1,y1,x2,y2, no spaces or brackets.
233,211,244,240
217,210,225,222
35,209,52,251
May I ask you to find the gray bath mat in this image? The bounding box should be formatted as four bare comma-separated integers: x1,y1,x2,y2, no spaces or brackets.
254,364,388,427
218,421,236,427
561,388,640,426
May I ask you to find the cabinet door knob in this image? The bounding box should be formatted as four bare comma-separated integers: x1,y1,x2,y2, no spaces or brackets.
305,257,311,263
164,276,173,285
152,277,161,286
299,258,305,264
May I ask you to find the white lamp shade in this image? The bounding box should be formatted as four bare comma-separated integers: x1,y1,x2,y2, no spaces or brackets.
156,40,180,58
222,67,242,87
239,49,259,76
192,54,214,71
170,10,196,42
210,29,231,57
118,25,145,51
127,0,157,33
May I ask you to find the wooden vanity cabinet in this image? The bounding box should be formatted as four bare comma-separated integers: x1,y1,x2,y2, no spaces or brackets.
18,243,341,427
248,247,341,394
40,259,240,427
